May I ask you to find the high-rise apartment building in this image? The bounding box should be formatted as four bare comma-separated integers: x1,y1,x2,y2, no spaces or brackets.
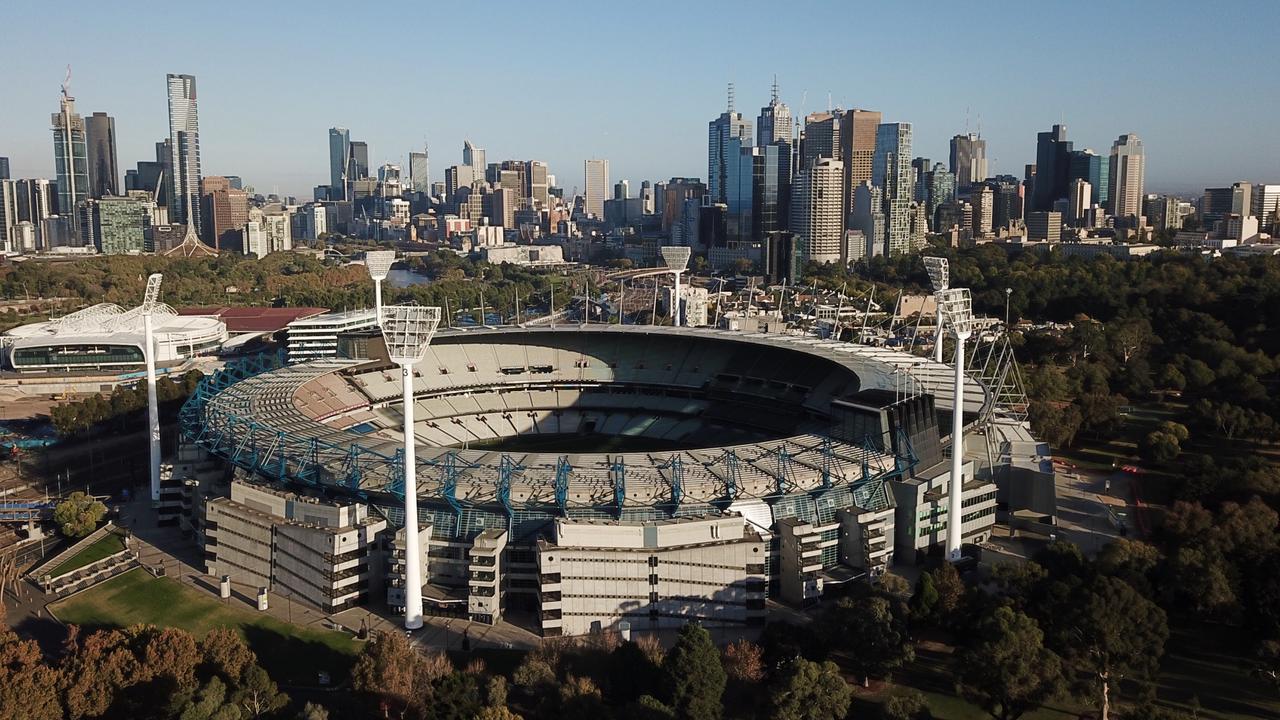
789,157,843,264
0,180,18,253
949,133,988,189
925,164,956,225
972,185,995,234
708,90,752,204
85,112,119,199
757,79,793,147
409,150,430,193
51,83,89,220
1108,134,1145,220
166,74,203,236
584,159,609,218
839,109,882,225
328,128,350,199
873,123,914,255
91,194,152,254
1031,125,1072,212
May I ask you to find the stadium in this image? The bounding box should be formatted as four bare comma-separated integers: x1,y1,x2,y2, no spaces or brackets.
1,299,227,373
177,323,1028,637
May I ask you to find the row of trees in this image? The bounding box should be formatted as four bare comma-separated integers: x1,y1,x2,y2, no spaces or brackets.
49,370,204,438
0,624,305,720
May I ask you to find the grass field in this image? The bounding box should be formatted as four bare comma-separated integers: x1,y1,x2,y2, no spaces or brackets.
48,531,126,578
51,568,359,685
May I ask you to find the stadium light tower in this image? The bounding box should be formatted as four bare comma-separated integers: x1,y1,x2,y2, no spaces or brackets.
379,304,442,630
141,273,163,502
365,251,397,328
923,256,949,363
659,246,691,327
937,287,973,562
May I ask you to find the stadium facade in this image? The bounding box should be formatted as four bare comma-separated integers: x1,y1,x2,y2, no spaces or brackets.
175,325,1024,636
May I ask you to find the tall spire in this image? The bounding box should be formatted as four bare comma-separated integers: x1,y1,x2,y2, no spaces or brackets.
771,75,779,105
727,82,735,114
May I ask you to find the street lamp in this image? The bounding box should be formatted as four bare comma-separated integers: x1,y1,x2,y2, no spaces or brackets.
141,273,163,502
365,251,397,328
659,246,691,327
937,287,974,563
922,257,949,363
380,304,443,630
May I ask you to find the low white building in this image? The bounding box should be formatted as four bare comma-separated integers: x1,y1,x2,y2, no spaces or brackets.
480,243,565,266
284,309,378,363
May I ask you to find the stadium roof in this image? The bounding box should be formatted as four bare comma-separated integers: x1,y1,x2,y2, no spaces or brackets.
177,306,329,333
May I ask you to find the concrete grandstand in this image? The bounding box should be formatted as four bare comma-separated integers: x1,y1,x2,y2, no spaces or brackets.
176,325,1038,636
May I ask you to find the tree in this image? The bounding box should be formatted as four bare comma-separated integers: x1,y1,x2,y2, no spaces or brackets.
0,630,62,720
882,690,933,720
609,640,663,703
1042,577,1168,720
430,671,483,720
662,623,727,720
53,492,107,538
930,563,965,623
1096,539,1162,597
822,595,914,685
236,664,288,718
299,702,332,720
352,631,443,719
909,572,939,623
200,627,255,685
1138,430,1181,464
956,607,1064,720
879,571,912,597
721,639,765,684
767,659,852,720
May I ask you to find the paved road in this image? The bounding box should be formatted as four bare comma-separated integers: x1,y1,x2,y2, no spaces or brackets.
1051,461,1131,557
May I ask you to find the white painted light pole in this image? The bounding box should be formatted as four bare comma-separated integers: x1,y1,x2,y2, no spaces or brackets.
660,246,691,328
937,287,973,562
380,304,442,630
365,251,396,328
141,274,163,502
923,256,949,364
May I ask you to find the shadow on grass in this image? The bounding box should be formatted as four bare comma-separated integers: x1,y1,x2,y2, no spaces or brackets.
242,624,356,688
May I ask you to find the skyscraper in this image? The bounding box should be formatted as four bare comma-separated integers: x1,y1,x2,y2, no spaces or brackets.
463,140,485,171
1255,185,1280,227
349,141,369,181
838,109,881,225
789,157,843,264
584,159,609,218
85,112,119,198
328,128,350,199
202,176,248,250
800,111,839,173
0,157,9,180
757,78,793,147
873,122,914,255
1108,134,1145,220
526,161,549,209
1068,149,1109,209
708,85,752,204
1068,179,1092,226
1030,125,1072,212
51,79,89,220
166,73,203,236
972,185,995,234
409,150,430,193
949,133,988,189
925,164,956,226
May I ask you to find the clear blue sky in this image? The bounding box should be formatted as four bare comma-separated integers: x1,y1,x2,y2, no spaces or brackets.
4,1,1276,198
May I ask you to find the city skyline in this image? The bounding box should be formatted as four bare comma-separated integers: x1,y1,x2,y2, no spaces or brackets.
2,2,1278,197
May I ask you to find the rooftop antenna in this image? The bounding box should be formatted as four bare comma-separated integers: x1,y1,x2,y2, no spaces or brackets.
771,74,779,104
965,106,970,135
976,113,983,138
827,92,832,113
61,64,72,100
727,82,735,113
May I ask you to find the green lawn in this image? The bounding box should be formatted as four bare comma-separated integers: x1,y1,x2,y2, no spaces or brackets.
1152,621,1280,720
48,531,126,578
51,568,359,686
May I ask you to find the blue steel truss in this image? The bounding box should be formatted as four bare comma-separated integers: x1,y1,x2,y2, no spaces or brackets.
554,456,572,516
610,457,626,518
659,455,684,512
766,445,797,499
497,454,525,527
719,450,741,507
